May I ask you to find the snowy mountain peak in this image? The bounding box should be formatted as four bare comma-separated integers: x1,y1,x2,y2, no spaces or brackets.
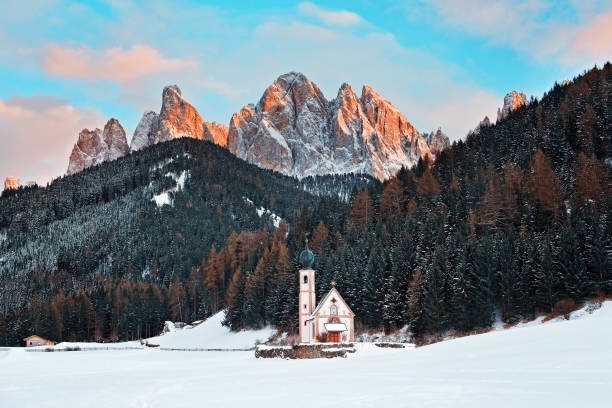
67,118,129,175
162,84,182,98
203,121,229,147
497,90,528,121
422,128,451,156
130,110,160,152
155,84,204,144
4,176,18,191
227,72,433,180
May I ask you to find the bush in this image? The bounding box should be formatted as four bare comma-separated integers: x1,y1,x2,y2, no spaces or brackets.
551,299,579,320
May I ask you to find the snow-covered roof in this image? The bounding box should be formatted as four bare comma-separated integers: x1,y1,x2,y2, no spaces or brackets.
324,323,347,332
312,287,354,316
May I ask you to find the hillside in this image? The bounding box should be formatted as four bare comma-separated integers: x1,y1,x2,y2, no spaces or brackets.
0,138,371,346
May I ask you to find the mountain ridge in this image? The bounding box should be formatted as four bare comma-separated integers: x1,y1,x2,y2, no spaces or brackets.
66,72,448,181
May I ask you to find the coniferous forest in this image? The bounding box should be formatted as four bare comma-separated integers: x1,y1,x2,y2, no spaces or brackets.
0,64,611,346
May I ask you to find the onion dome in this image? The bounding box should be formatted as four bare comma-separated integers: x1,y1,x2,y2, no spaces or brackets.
299,239,315,269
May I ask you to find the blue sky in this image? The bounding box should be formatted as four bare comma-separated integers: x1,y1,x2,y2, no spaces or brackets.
1,0,611,183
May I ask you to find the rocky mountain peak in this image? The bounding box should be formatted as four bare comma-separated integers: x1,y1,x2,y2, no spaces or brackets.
472,115,492,135
67,118,129,175
163,84,181,97
497,90,528,121
227,72,433,181
203,121,229,147
103,118,129,153
4,176,18,191
130,110,159,152
423,128,451,156
155,84,203,143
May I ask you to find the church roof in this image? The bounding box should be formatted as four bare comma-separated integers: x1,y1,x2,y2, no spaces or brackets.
312,287,354,317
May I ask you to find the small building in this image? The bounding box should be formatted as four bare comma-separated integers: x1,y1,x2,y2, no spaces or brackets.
24,335,55,347
298,241,355,344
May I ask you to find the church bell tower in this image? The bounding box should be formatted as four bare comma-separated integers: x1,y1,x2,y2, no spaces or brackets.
298,240,315,343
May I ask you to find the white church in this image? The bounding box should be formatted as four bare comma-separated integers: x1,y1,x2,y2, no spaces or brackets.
298,241,355,344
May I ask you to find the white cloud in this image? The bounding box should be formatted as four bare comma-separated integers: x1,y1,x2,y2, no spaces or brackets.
0,95,105,184
298,2,364,26
427,0,547,46
40,43,198,82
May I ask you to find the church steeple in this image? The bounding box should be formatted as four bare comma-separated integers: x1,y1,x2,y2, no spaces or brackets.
299,239,315,269
299,239,316,343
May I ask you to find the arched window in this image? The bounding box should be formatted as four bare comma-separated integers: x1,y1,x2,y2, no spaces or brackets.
330,305,338,315
303,275,308,284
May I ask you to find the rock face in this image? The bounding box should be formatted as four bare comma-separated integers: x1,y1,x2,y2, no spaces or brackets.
227,72,433,181
130,111,159,152
155,85,203,143
67,118,130,175
203,122,229,147
472,116,492,135
497,91,528,121
4,176,18,191
422,128,451,156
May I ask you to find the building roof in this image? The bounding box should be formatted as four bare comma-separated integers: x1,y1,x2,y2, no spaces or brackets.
23,335,53,342
324,323,347,332
312,287,354,317
299,240,315,269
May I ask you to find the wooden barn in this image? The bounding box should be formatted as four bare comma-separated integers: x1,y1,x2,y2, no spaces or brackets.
24,335,55,347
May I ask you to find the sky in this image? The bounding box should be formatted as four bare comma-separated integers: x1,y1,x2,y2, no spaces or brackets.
1,0,611,184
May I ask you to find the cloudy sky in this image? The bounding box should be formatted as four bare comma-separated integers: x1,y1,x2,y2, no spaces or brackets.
1,0,611,184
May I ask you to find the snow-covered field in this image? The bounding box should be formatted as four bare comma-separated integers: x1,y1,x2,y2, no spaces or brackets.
1,302,611,407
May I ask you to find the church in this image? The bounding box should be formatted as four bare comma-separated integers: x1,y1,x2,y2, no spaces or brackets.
299,241,354,344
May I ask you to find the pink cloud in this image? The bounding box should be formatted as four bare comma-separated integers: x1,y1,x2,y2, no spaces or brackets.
564,11,612,64
40,43,198,82
0,95,105,184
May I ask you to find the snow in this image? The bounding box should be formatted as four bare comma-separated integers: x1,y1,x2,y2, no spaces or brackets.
244,197,283,228
152,170,189,207
146,311,275,350
1,301,611,407
152,191,172,206
324,323,347,332
262,119,290,151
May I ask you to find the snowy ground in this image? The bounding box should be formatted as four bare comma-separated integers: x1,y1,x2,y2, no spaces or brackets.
145,311,275,349
23,311,275,352
1,303,611,407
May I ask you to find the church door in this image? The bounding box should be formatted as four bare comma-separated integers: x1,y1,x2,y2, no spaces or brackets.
328,332,340,342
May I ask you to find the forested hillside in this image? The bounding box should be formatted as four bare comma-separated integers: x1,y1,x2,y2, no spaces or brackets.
221,64,612,337
0,138,369,345
1,64,611,346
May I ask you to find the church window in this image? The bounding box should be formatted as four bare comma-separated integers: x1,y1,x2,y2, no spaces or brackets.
304,304,307,309
331,305,338,315
303,275,308,284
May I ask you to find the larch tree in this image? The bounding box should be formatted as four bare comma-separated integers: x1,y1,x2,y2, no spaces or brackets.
574,152,610,209
310,220,329,253
525,149,564,224
417,167,440,198
380,177,407,220
350,189,374,227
